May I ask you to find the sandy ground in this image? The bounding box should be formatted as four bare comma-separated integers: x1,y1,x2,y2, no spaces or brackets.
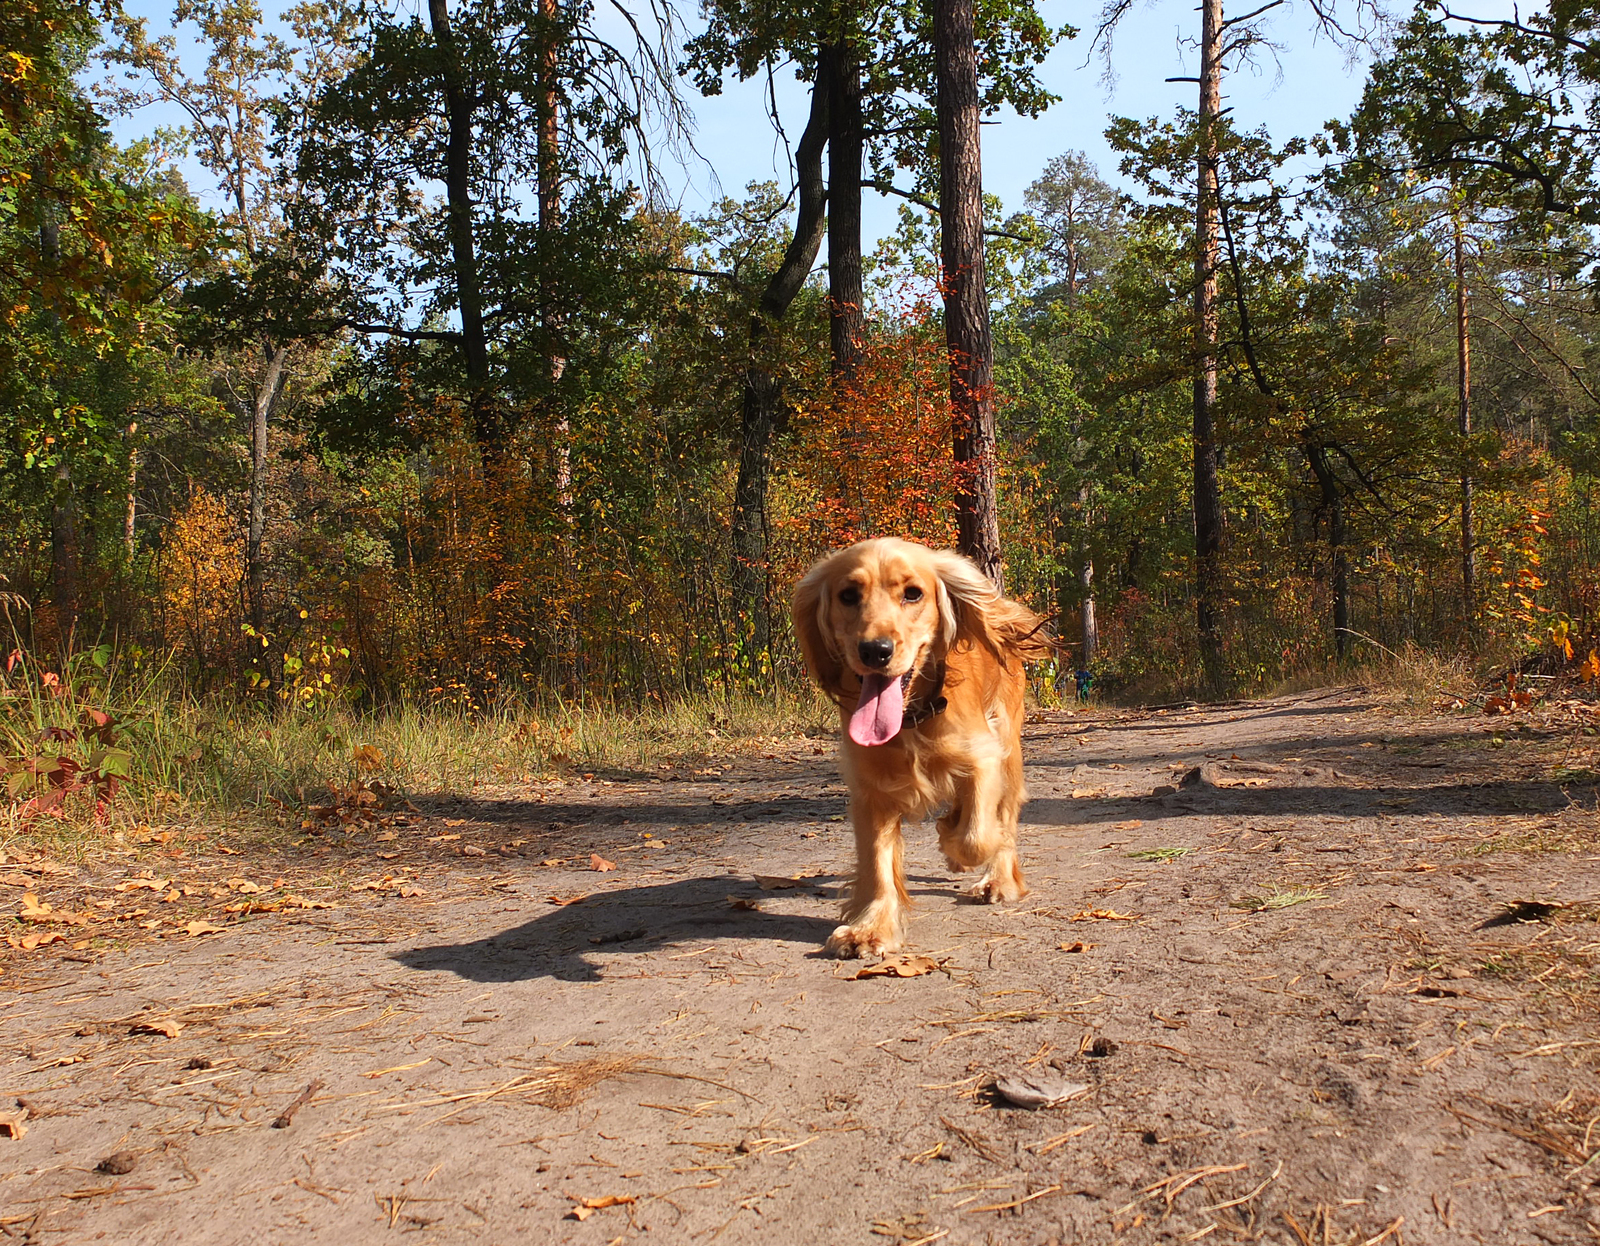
2,688,1599,1245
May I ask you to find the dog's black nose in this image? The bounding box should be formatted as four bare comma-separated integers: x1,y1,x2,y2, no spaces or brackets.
858,639,894,669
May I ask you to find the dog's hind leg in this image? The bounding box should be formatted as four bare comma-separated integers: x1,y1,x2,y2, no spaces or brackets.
826,793,910,958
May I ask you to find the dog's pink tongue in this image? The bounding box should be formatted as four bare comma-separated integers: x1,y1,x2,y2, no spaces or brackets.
849,672,904,746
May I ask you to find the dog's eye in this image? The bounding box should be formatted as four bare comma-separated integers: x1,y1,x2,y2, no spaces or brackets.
838,587,861,606
903,586,924,603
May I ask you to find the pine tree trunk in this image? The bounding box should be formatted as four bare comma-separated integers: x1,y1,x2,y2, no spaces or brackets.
427,0,497,454
730,63,830,651
936,0,1003,590
539,0,571,508
1454,213,1475,633
1192,0,1226,691
825,38,864,380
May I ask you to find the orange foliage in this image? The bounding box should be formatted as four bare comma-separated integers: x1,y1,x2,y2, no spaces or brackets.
774,292,960,587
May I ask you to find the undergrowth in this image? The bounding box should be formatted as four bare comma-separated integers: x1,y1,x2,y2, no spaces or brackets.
0,645,836,859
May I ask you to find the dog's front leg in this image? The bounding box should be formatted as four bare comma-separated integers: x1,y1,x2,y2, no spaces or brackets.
944,753,1028,904
826,792,909,958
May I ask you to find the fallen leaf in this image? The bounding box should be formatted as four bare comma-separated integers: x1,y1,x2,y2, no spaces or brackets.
589,854,617,872
398,884,425,898
6,931,65,951
0,1105,28,1140
1114,820,1143,831
116,878,169,892
1058,941,1096,953
855,954,941,979
1071,787,1106,799
18,893,51,920
281,895,335,909
183,920,224,937
566,1194,636,1220
728,896,761,911
130,1019,183,1038
227,878,263,895
1069,909,1141,922
546,894,589,906
993,1072,1090,1109
754,874,813,890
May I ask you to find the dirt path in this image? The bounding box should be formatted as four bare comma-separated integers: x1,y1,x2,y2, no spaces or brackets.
3,689,1599,1244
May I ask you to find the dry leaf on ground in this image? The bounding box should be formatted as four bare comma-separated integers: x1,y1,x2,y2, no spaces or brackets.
993,1073,1090,1109
546,894,589,906
855,954,942,979
590,854,617,872
566,1194,636,1220
7,931,66,951
183,921,224,937
130,1019,183,1038
18,893,51,919
1059,941,1095,953
1069,909,1141,922
755,874,817,890
728,896,761,911
0,1105,28,1140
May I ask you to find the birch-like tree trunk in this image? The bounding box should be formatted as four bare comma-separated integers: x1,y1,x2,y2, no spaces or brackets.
1192,0,1226,689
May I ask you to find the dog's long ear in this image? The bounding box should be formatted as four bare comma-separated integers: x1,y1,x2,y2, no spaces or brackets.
931,549,1054,667
792,555,845,695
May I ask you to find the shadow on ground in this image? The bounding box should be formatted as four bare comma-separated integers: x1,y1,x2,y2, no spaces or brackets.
1025,778,1594,826
396,875,845,983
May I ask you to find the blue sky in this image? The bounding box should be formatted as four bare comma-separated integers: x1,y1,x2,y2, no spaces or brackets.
107,0,1480,244
683,0,1383,241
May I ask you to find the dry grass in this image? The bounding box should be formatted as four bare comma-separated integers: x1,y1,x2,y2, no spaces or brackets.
0,651,835,863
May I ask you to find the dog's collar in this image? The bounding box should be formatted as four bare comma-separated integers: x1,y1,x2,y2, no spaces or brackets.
902,661,948,729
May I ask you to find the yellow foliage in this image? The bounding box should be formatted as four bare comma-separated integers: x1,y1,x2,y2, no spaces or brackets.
160,488,242,658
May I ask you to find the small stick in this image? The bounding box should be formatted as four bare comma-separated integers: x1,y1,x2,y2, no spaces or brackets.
272,1079,325,1129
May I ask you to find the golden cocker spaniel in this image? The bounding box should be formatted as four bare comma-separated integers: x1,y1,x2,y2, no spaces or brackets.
792,538,1052,957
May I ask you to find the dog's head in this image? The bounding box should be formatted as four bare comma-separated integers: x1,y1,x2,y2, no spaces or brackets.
790,538,1013,703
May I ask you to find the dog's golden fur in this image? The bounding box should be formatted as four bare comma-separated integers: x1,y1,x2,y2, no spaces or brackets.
792,538,1052,957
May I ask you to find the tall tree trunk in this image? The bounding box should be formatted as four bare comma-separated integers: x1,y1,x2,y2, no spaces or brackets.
427,0,497,454
731,65,830,652
1454,212,1475,633
247,342,289,635
539,0,571,508
1307,443,1349,661
50,459,79,648
1078,483,1097,666
124,421,139,562
936,0,1003,590
1192,0,1226,690
825,38,864,380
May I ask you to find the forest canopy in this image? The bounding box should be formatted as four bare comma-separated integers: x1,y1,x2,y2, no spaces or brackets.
3,0,1599,715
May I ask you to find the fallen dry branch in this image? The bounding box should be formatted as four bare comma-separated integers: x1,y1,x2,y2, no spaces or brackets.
271,1079,324,1129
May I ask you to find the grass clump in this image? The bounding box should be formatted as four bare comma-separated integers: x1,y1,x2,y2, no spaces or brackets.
1126,846,1193,862
1230,885,1329,912
0,644,835,859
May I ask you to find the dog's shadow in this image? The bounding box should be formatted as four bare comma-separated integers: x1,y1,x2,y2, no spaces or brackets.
395,874,862,983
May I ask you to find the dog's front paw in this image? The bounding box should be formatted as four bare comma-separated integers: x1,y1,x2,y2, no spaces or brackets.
826,922,902,959
963,871,1028,904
